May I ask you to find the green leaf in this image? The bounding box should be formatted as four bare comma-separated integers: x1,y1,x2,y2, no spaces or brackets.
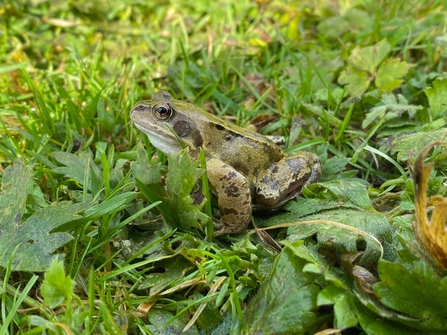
374,260,447,331
52,151,102,191
320,157,351,179
263,181,394,264
286,209,391,263
338,65,370,96
146,309,200,335
344,8,370,30
0,161,30,225
317,17,350,39
363,93,423,128
286,180,374,216
352,298,439,335
0,161,89,271
41,258,75,308
130,142,164,186
166,150,210,231
242,241,320,334
349,39,391,73
139,255,192,293
376,58,410,91
318,285,358,329
424,76,447,118
391,128,447,162
333,292,359,329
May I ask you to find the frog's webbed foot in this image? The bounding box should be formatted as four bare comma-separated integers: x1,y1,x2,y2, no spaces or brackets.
206,158,252,235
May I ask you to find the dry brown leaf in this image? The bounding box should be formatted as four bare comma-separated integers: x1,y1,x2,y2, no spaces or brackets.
247,113,278,132
412,141,447,268
256,229,282,252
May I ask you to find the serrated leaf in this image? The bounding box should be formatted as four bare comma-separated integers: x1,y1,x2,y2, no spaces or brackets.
0,161,31,225
41,258,75,308
317,16,350,39
242,241,320,334
320,157,351,178
131,146,209,232
374,260,447,331
344,8,370,29
165,150,209,230
337,65,370,96
286,209,391,263
0,161,89,271
349,39,391,73
52,151,102,190
424,77,447,118
391,129,447,162
130,142,164,186
287,180,374,215
333,292,359,329
376,58,410,91
363,93,423,128
318,180,375,210
146,309,200,335
352,297,438,335
318,285,358,329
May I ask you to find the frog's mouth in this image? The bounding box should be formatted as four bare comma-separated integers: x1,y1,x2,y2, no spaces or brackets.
134,122,182,154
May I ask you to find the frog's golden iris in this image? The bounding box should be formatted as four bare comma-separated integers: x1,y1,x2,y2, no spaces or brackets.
131,91,321,235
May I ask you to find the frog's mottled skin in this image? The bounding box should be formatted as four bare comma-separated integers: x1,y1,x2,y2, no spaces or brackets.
130,91,321,235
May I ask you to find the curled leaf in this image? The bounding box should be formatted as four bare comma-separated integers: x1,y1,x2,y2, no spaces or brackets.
412,141,447,268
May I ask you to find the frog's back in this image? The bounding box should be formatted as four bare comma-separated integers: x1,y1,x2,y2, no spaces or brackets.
202,121,285,180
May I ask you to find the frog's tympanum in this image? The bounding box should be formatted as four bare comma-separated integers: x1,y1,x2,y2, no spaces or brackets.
130,91,321,235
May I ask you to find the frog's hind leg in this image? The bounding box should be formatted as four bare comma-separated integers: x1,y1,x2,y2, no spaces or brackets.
255,151,321,207
206,158,252,235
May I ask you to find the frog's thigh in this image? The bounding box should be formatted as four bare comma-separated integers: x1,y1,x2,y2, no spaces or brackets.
206,158,252,235
255,151,320,206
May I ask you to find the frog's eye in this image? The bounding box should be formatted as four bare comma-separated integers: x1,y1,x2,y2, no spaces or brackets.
154,103,173,120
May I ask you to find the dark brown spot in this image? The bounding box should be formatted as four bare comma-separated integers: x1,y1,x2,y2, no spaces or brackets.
216,124,225,131
227,171,237,179
153,90,174,101
224,185,239,197
173,121,190,137
193,131,203,148
220,207,239,216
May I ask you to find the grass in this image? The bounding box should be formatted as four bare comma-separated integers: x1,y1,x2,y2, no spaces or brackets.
2,0,447,334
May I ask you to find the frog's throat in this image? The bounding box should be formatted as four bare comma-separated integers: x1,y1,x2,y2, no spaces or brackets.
134,123,182,154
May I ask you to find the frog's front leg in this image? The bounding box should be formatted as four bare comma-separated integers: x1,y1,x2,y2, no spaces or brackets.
206,158,252,236
255,151,321,207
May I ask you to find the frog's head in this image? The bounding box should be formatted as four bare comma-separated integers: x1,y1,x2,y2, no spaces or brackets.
130,91,204,154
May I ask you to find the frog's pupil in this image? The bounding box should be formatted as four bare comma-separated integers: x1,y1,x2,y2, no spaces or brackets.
154,105,172,120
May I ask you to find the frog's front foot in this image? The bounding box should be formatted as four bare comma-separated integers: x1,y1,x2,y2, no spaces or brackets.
206,158,252,236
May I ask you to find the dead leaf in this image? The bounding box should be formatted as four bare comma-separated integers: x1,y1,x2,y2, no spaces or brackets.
412,141,447,268
247,113,278,132
256,229,282,252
